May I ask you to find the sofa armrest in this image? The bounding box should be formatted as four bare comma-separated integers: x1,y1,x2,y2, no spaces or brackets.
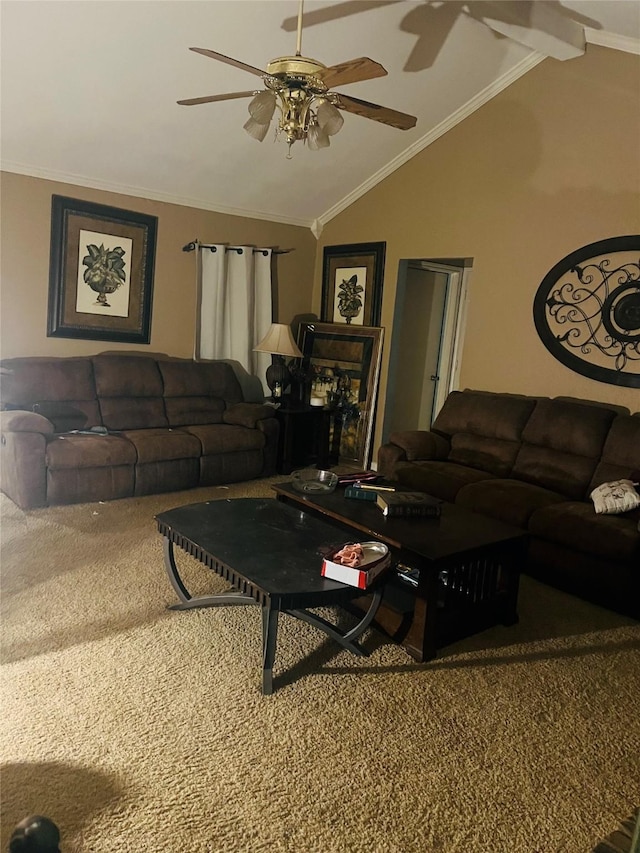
223,403,276,429
0,413,50,508
388,430,450,461
377,442,408,480
255,417,279,476
0,410,55,435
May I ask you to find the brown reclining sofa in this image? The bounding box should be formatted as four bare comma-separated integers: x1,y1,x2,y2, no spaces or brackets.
0,354,278,510
378,390,640,619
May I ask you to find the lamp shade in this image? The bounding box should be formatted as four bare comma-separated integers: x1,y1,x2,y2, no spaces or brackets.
248,90,277,123
244,116,271,142
254,323,303,358
307,121,330,150
316,100,344,136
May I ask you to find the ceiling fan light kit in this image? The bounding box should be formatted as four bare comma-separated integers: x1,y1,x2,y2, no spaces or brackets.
177,0,417,156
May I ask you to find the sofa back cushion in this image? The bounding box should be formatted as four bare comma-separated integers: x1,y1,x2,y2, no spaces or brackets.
159,360,243,427
512,398,617,499
588,414,640,491
93,356,167,430
0,357,101,427
432,390,538,476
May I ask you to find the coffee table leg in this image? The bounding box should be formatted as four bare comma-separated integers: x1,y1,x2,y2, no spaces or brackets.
163,537,254,611
286,587,383,656
262,603,279,696
402,565,439,663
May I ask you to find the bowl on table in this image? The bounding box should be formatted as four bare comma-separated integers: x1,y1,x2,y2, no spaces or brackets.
290,469,339,494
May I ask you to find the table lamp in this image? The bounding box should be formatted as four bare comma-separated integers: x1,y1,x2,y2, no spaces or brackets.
254,323,303,399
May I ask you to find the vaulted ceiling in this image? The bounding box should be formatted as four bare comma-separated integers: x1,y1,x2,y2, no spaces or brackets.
1,1,638,233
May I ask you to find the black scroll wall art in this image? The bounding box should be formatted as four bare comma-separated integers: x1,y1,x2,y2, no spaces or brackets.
533,236,640,388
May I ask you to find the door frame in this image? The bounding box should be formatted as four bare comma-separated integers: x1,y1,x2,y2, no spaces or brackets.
381,259,470,446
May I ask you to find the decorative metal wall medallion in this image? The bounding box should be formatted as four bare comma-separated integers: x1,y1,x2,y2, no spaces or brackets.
533,236,640,388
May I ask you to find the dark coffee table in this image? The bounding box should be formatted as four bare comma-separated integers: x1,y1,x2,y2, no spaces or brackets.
272,482,528,662
156,498,385,695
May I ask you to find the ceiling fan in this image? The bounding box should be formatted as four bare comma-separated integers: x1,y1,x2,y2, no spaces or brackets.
177,0,417,155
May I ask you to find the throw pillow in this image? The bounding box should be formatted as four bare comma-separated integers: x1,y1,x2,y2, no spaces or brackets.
32,402,88,433
590,479,640,515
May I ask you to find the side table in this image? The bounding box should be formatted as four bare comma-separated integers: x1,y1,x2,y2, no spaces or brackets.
274,400,334,474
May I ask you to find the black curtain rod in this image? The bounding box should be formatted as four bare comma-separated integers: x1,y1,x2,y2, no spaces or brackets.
182,240,291,255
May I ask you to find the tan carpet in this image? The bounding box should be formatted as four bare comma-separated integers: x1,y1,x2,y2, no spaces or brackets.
1,479,639,853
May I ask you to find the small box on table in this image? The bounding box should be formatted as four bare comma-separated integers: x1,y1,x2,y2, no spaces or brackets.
321,542,391,589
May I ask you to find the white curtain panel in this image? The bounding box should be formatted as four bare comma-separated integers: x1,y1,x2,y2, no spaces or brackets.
252,250,273,390
197,245,272,394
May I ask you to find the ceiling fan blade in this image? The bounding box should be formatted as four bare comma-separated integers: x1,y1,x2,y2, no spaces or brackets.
317,57,387,88
334,93,417,130
177,91,256,106
188,48,266,77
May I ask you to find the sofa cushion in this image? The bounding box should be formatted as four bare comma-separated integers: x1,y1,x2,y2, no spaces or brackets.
93,356,167,430
164,397,226,427
432,390,537,477
46,434,136,470
395,460,496,503
1,357,96,404
1,357,102,426
183,423,266,455
520,398,616,457
589,414,640,491
456,478,566,528
99,397,168,431
222,403,275,429
158,360,244,403
93,356,163,397
388,430,450,462
511,399,616,500
159,361,244,427
32,402,87,433
119,428,201,464
529,501,640,562
432,390,537,440
448,434,521,477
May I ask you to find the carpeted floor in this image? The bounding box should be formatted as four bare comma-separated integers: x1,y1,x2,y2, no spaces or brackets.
1,478,639,853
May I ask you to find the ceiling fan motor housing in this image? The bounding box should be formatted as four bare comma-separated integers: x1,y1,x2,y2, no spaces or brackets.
266,55,327,80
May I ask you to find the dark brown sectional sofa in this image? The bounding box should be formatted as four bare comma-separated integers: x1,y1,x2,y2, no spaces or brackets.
0,354,278,509
378,390,640,619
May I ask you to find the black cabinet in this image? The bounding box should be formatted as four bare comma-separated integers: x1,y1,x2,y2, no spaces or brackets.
275,402,334,474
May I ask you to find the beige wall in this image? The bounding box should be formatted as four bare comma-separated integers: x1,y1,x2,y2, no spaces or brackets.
0,172,317,359
2,46,638,464
315,46,640,456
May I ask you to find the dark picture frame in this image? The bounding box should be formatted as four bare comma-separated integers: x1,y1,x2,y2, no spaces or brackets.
321,242,386,326
297,322,384,468
47,195,157,343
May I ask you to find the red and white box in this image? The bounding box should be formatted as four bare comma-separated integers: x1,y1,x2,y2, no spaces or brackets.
321,542,391,590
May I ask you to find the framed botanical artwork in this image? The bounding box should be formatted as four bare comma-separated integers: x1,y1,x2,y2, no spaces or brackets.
321,242,386,326
297,322,384,468
47,195,157,343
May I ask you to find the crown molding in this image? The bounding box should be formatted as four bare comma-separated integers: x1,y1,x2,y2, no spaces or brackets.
318,52,547,228
585,29,640,54
0,161,314,229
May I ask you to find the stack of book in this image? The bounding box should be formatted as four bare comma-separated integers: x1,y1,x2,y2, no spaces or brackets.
344,484,395,502
376,490,442,518
343,483,442,517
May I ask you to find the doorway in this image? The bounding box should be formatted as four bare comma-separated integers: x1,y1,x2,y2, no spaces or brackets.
381,258,471,444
